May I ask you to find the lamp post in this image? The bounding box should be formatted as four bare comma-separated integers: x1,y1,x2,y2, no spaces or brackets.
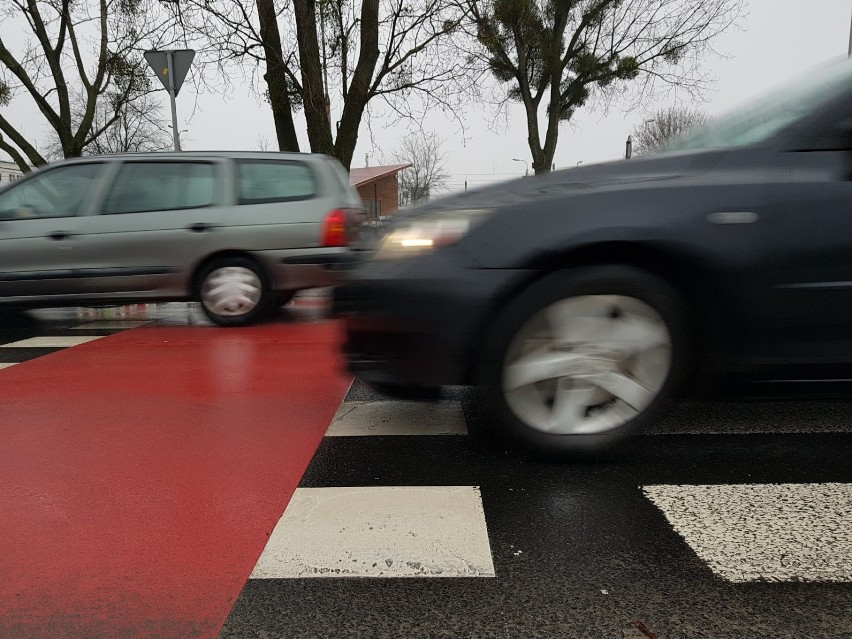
512,158,529,176
576,160,583,168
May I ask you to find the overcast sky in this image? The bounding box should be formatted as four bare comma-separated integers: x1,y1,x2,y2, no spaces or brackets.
3,1,852,193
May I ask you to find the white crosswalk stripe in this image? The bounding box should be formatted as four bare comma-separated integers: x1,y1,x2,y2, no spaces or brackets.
643,482,852,583
326,400,468,436
251,486,495,579
0,335,107,348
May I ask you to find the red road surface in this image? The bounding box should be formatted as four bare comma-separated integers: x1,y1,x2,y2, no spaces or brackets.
0,322,350,638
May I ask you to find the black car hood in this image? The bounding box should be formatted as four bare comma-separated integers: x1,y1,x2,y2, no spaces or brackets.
399,149,734,218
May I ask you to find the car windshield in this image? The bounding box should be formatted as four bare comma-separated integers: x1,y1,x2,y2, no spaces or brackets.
667,59,852,152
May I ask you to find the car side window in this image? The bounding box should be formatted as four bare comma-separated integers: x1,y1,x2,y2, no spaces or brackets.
0,163,103,219
101,162,216,215
237,160,317,204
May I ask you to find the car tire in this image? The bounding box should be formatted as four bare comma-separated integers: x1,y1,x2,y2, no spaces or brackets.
197,257,271,327
479,266,692,457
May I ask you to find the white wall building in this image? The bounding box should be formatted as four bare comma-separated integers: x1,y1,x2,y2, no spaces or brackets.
0,160,24,187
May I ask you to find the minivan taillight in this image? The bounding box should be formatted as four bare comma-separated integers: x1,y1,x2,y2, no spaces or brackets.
322,209,348,247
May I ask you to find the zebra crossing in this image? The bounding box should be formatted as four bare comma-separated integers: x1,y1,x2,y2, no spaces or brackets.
222,380,852,638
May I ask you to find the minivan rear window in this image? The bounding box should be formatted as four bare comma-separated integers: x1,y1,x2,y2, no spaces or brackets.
101,162,216,215
237,160,317,204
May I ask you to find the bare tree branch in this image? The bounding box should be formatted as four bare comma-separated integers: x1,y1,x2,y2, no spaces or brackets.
632,104,707,154
391,131,451,206
168,0,474,169
0,0,178,171
468,0,744,174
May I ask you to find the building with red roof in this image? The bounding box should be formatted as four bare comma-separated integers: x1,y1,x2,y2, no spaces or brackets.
349,163,411,220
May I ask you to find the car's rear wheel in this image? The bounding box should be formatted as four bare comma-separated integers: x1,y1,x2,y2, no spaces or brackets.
198,257,271,326
480,266,691,456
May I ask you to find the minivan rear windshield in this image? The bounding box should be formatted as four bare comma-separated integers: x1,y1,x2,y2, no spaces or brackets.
237,160,317,204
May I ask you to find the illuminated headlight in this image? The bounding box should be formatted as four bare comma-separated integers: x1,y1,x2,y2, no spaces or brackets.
374,209,493,261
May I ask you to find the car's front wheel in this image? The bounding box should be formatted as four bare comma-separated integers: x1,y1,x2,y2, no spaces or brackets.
479,266,691,456
197,257,271,326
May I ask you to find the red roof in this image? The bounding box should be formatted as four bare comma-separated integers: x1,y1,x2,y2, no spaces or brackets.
349,163,411,187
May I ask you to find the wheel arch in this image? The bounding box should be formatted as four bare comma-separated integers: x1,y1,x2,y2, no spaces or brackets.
465,241,734,388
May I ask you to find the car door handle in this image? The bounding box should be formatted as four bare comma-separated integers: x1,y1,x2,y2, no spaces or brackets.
49,231,72,241
706,211,759,224
187,223,212,233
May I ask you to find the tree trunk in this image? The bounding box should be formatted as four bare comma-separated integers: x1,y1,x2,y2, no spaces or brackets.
256,0,300,151
332,0,379,169
294,0,334,156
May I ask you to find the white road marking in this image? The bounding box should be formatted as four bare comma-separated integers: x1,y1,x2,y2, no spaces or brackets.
0,362,18,369
250,486,495,578
0,336,108,348
325,400,468,436
643,483,852,582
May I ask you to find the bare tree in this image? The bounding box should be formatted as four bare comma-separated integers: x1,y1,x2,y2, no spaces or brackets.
43,91,173,159
168,0,477,169
467,0,743,174
633,105,707,154
0,0,175,172
255,133,272,151
392,132,451,206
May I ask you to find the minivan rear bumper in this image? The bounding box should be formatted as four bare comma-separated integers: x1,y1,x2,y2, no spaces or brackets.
263,248,358,291
280,252,359,272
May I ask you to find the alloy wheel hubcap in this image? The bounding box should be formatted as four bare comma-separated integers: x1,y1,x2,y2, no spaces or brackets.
502,295,672,435
201,266,263,317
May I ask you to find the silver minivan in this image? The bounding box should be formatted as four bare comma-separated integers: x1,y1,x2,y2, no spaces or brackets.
0,152,363,325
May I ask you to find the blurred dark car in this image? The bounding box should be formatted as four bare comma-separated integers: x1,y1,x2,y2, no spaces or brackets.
334,59,852,456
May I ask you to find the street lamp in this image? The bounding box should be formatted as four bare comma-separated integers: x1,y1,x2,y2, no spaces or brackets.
576,160,583,168
512,158,529,176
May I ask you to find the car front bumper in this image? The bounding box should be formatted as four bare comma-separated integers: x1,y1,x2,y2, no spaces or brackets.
332,253,530,387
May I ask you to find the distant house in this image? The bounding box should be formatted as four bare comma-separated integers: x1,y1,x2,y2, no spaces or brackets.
0,161,23,187
349,163,411,220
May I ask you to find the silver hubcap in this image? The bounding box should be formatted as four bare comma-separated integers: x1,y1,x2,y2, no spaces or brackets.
201,266,263,317
502,295,672,435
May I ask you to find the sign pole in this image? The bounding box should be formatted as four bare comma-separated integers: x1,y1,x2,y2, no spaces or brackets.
144,49,194,150
166,51,181,151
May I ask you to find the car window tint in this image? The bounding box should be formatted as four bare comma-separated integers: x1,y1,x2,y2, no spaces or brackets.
237,160,317,204
0,163,103,219
101,162,216,215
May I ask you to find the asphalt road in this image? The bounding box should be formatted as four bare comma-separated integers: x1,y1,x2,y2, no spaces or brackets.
221,380,852,639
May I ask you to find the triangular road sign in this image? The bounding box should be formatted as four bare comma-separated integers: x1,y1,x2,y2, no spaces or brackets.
144,50,195,97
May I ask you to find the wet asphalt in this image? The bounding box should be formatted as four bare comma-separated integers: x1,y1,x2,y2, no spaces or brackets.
220,382,852,639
